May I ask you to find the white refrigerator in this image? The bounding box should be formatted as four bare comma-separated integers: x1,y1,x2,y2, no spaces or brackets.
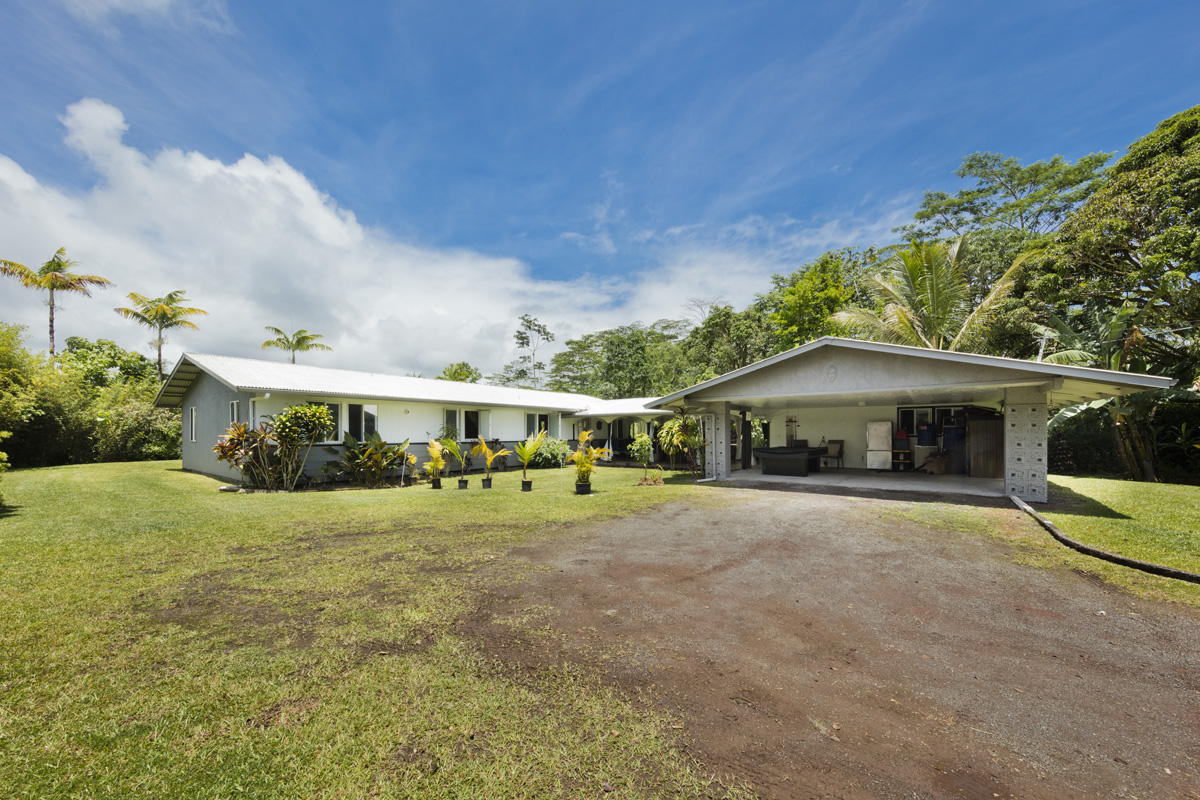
866,421,892,470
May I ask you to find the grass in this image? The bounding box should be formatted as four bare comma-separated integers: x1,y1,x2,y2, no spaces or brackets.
0,460,750,799
1042,475,1200,575
884,477,1200,608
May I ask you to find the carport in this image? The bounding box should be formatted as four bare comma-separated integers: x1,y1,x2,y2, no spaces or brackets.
651,337,1173,503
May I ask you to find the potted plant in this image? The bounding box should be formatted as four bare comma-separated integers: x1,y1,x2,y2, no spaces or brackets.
470,436,512,489
424,439,446,489
513,430,547,491
567,430,612,495
441,437,469,489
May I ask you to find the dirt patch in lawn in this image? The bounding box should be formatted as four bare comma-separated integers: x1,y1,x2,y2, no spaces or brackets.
462,487,1200,800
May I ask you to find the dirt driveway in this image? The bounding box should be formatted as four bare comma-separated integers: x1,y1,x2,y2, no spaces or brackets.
464,487,1200,800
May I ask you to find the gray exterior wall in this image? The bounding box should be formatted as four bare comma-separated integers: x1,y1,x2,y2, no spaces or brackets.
180,372,252,481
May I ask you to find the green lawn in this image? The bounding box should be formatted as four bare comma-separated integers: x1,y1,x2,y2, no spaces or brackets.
1044,476,1200,576
0,461,748,799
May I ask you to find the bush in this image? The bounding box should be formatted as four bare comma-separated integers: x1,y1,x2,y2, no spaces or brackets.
93,377,181,462
530,436,570,468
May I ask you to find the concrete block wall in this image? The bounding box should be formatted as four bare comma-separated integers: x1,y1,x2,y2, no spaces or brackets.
1004,403,1048,502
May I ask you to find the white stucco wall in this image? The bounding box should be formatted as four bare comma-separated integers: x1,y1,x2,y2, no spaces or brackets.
762,405,899,468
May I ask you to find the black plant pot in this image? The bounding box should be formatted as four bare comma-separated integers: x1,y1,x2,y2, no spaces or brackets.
521,479,533,492
482,477,493,489
458,479,469,490
575,482,591,495
431,478,442,489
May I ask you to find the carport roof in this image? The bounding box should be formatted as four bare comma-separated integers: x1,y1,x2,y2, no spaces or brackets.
650,337,1177,411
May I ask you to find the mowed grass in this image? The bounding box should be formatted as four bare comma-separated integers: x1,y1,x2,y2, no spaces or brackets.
1043,476,1200,575
886,476,1200,608
0,461,750,799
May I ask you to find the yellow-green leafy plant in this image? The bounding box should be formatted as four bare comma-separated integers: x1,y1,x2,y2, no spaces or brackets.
470,436,513,479
567,429,612,486
423,439,446,482
440,437,468,479
513,429,547,480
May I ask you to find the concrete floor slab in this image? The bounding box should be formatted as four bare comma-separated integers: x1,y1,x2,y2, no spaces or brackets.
723,465,1007,497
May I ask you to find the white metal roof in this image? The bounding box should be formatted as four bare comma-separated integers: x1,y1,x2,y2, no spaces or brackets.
567,397,673,419
651,336,1177,409
156,353,603,412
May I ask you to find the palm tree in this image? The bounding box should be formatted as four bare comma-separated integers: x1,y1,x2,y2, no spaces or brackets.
114,290,209,380
1,247,112,355
831,236,1019,352
261,327,332,364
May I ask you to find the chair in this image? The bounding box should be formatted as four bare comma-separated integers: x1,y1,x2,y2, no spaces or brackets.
824,439,844,468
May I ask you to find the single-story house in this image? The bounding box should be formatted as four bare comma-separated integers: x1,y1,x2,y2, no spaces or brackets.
154,353,664,482
157,339,1174,502
649,337,1175,502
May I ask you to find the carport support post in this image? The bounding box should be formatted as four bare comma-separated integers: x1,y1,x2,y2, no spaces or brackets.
1004,386,1049,503
704,402,731,480
741,412,752,470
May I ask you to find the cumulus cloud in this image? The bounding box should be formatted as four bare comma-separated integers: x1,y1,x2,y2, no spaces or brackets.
0,99,903,376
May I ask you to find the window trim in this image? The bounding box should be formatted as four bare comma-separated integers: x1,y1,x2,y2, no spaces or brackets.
309,401,342,445
229,400,240,426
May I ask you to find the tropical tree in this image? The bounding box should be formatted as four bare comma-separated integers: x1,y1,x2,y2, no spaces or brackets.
114,291,208,380
831,236,1020,353
1040,302,1193,482
436,361,482,383
261,326,333,364
1,247,112,355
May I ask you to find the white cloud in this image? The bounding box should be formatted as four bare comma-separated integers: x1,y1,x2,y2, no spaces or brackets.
0,100,904,377
60,0,232,31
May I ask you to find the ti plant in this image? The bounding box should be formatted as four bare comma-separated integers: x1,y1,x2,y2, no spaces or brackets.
470,436,513,479
513,430,547,480
567,429,612,485
423,439,447,481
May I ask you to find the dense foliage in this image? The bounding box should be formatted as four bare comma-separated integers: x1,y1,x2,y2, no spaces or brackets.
0,324,180,468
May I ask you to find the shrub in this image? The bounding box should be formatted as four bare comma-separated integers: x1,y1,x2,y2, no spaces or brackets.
628,431,655,475
213,404,333,490
325,433,413,488
530,436,570,468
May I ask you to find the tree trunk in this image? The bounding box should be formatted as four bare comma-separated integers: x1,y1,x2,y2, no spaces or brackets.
48,288,56,355
1111,414,1158,482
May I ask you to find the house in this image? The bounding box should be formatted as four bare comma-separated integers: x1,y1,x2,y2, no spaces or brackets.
649,337,1175,502
157,340,1174,502
154,353,666,482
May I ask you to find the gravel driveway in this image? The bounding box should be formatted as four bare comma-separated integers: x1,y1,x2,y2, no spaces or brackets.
466,486,1200,799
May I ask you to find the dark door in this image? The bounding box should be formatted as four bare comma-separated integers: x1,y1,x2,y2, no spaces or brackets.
968,419,1004,478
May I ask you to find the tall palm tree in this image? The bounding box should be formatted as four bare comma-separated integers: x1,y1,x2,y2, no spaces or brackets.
261,327,332,364
1,247,112,355
831,236,1020,352
114,290,208,380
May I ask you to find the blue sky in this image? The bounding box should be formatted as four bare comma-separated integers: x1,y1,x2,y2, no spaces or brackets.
1,0,1198,374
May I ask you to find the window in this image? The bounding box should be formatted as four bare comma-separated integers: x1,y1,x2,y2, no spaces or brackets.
347,404,378,440
443,408,459,439
189,407,197,443
464,410,480,440
310,401,341,443
229,400,240,426
526,413,549,437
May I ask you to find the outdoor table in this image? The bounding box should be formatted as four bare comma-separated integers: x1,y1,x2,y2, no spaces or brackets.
753,446,829,477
